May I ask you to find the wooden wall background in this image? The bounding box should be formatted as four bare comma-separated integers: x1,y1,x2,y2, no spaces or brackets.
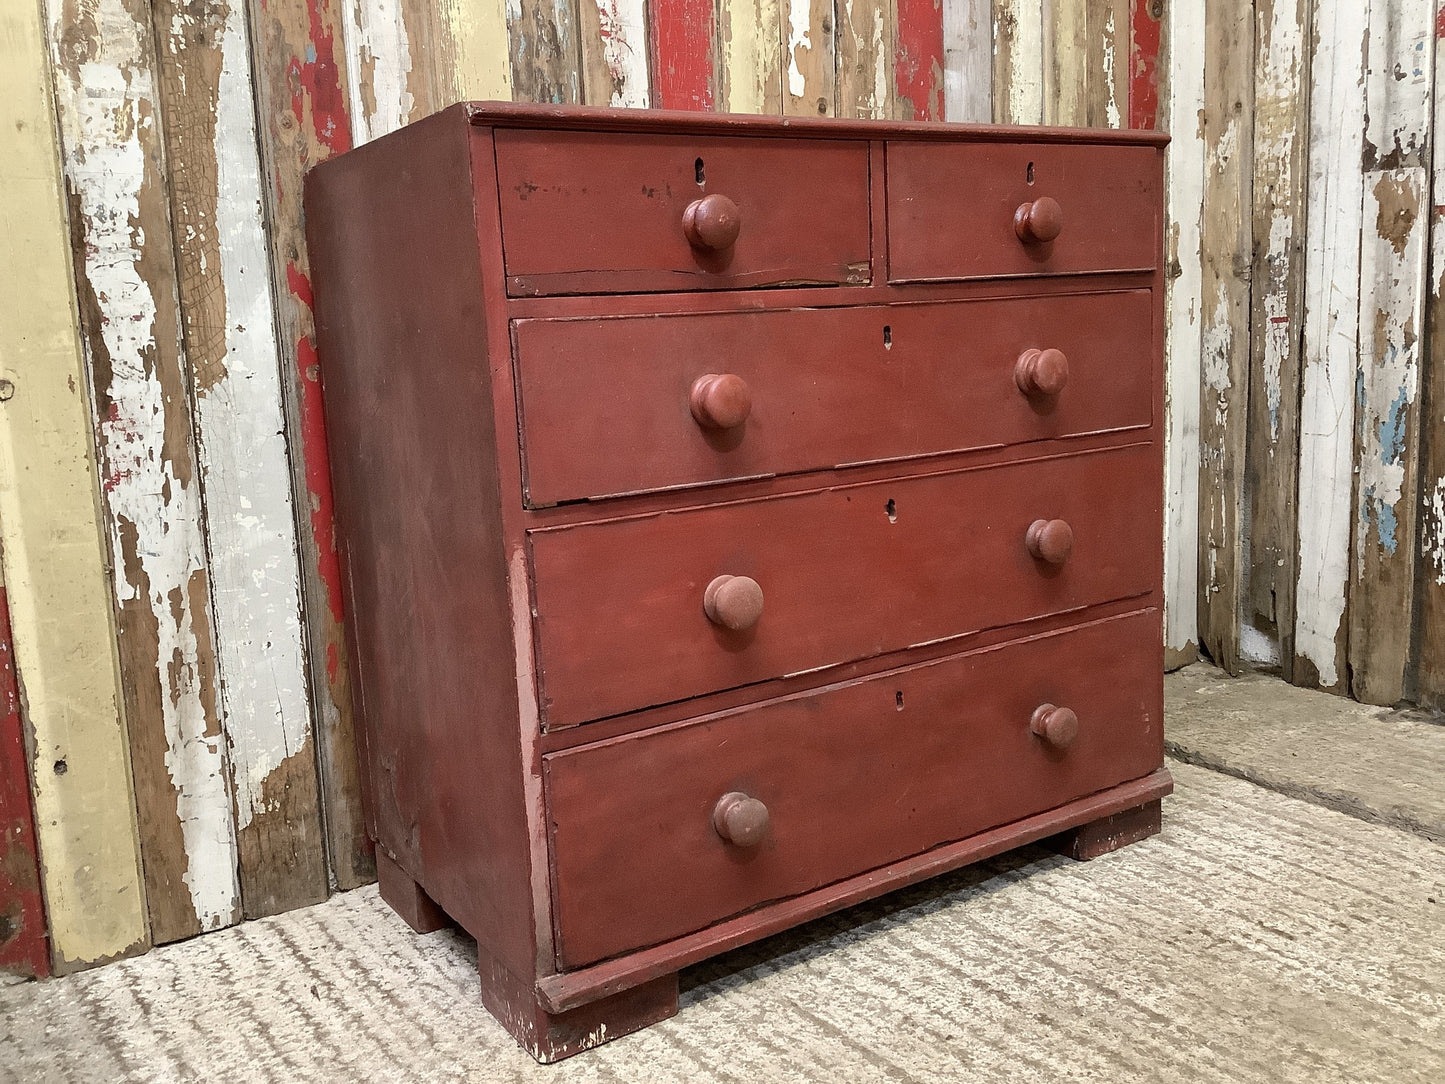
1,0,1443,975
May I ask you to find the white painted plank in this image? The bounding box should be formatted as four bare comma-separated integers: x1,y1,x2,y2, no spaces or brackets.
995,0,1043,125
342,0,417,144
719,0,783,113
582,0,651,107
944,0,992,122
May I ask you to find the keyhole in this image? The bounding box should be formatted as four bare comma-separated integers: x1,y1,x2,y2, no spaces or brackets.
895,691,905,711
883,325,892,350
1027,161,1036,185
886,498,897,523
695,158,705,185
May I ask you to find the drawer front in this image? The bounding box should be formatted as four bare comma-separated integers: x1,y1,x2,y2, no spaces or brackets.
494,130,872,296
515,291,1154,506
529,444,1158,727
546,608,1163,968
886,142,1161,282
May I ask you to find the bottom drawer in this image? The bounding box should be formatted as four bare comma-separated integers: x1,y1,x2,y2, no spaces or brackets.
545,608,1163,969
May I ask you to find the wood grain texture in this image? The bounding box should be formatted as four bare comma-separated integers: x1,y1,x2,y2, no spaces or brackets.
579,0,650,106
1196,0,1253,675
508,0,582,103
718,0,782,113
894,0,944,120
46,0,237,947
1350,0,1433,706
1084,0,1128,128
783,0,835,116
650,0,715,109
838,0,895,119
245,0,370,900
1129,0,1163,130
1247,0,1309,675
341,0,436,143
152,0,318,926
1294,0,1365,693
1044,0,1088,126
993,0,1044,124
1419,7,1445,710
944,0,992,122
436,0,513,101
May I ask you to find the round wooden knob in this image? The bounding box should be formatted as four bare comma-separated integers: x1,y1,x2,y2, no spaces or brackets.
690,373,752,429
1014,196,1064,243
1030,704,1079,749
714,791,770,846
684,194,742,251
1026,518,1074,566
704,575,764,631
1015,348,1070,397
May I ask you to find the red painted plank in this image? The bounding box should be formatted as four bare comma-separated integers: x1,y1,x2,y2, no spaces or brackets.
895,0,945,120
0,585,49,979
1130,0,1162,130
649,0,715,110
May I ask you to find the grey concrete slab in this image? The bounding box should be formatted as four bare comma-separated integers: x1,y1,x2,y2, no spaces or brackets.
2,762,1441,1083
1166,663,1445,842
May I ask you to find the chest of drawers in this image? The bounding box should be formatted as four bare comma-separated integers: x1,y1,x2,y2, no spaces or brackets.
305,103,1172,1063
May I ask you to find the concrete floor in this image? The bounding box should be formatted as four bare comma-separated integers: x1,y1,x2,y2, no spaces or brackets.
2,666,1442,1083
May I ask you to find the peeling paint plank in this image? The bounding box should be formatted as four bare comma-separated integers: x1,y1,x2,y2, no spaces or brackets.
1084,0,1127,128
782,0,835,117
1419,2,1445,709
1197,0,1253,675
838,0,895,119
1295,0,1366,694
1350,0,1433,706
579,0,650,107
1129,0,1162,130
46,0,238,947
1162,0,1204,669
944,0,992,122
153,0,319,929
895,0,943,120
718,0,782,113
650,0,715,109
436,0,513,102
246,0,370,901
1246,0,1309,675
1044,0,1088,126
993,0,1043,124
508,0,581,104
341,0,423,144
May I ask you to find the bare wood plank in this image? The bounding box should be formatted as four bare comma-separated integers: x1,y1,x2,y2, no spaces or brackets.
1084,0,1128,128
45,0,239,945
1130,0,1163,130
993,0,1043,124
718,0,782,112
1245,0,1308,676
943,0,991,122
508,0,582,103
579,0,651,106
650,0,716,109
838,0,895,119
894,0,943,120
1350,0,1433,705
1294,0,1366,694
1419,6,1445,710
783,0,835,116
246,0,371,900
1045,0,1088,127
1197,0,1253,675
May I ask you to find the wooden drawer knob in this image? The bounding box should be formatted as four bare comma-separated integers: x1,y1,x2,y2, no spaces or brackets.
1026,518,1074,565
684,194,742,251
1030,703,1079,749
1015,348,1070,397
704,575,764,631
690,373,753,429
714,791,770,846
1014,196,1064,243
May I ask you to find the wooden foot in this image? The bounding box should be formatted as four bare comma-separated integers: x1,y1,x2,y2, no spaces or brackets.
477,946,678,1063
1046,799,1162,861
375,849,449,933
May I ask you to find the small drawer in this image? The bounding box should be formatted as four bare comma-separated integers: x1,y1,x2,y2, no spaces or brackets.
886,142,1161,282
514,290,1154,506
545,608,1163,968
528,444,1158,727
494,130,872,296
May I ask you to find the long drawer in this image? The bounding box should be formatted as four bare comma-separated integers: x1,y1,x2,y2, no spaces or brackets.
513,290,1154,506
546,608,1163,968
529,443,1158,728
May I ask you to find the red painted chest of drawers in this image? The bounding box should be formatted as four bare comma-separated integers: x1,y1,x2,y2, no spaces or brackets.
306,103,1172,1063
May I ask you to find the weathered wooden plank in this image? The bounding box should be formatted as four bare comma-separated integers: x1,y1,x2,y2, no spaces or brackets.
1,0,147,972
46,0,239,945
1350,0,1433,705
1419,5,1445,710
650,0,715,109
783,0,835,116
508,0,581,103
1196,0,1253,675
1129,0,1162,130
1162,0,1203,670
1084,0,1128,128
579,0,650,106
1246,0,1308,676
993,0,1043,124
838,0,895,119
246,0,369,901
342,0,430,143
943,0,991,122
435,0,513,102
153,0,320,927
1295,0,1366,694
895,0,943,120
718,0,782,113
1044,0,1088,126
